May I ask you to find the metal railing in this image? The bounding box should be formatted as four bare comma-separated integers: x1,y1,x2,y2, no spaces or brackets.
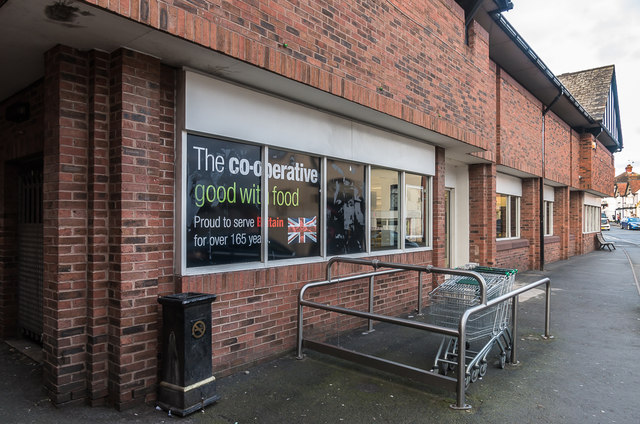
296,257,551,410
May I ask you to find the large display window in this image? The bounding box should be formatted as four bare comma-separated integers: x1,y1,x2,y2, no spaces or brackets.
183,133,431,271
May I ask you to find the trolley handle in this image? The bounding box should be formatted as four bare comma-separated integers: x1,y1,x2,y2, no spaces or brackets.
430,267,489,305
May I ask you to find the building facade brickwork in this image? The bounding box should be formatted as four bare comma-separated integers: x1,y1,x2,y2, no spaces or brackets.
0,0,619,410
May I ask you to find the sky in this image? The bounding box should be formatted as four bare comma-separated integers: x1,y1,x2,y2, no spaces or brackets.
503,0,640,176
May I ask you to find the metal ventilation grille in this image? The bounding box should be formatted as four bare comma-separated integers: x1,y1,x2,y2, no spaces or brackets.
18,167,43,343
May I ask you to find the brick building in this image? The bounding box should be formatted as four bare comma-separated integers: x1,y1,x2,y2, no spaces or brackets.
0,0,622,410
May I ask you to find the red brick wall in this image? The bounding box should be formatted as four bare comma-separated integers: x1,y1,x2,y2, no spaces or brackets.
87,0,495,151
42,46,91,406
180,250,434,377
592,138,615,196
0,81,44,339
468,163,496,266
432,147,446,270
544,236,561,264
0,46,178,409
553,187,570,261
496,239,529,271
544,112,571,186
569,191,584,255
569,234,577,257
107,48,175,409
520,178,541,270
584,233,597,253
86,50,111,406
570,129,581,188
498,69,542,175
576,133,613,196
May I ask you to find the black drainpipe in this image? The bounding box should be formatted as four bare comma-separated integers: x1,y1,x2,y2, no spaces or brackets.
540,90,563,270
465,0,485,45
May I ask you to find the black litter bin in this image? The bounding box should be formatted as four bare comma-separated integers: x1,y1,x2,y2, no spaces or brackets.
157,292,219,416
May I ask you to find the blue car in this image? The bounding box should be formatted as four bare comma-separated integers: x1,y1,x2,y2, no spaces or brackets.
623,217,640,230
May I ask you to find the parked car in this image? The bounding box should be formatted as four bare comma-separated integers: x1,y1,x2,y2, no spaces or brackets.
623,217,640,230
601,218,610,231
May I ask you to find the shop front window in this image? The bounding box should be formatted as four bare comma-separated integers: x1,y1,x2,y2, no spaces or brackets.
496,194,520,240
267,149,320,260
186,134,262,267
184,134,432,270
371,168,400,251
326,160,366,255
405,173,428,248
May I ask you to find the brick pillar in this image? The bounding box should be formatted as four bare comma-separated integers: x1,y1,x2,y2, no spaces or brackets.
108,49,163,409
578,133,595,190
86,50,111,405
42,45,90,406
432,147,446,270
570,191,584,255
554,187,570,260
521,178,541,270
157,65,177,297
469,163,496,266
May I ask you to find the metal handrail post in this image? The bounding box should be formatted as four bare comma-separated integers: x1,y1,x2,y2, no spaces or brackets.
510,295,519,364
544,280,551,338
417,271,423,315
296,292,305,359
452,309,471,410
368,275,375,332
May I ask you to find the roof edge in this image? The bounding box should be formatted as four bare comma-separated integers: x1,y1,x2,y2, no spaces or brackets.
489,12,597,125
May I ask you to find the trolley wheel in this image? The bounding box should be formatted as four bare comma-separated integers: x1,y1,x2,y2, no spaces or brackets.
448,362,456,371
471,367,479,383
499,353,506,369
479,361,488,377
439,362,448,376
464,375,471,389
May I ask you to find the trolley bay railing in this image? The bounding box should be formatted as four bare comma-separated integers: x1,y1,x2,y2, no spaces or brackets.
296,257,552,410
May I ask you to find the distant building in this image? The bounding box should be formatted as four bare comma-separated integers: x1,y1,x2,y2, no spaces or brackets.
613,165,640,219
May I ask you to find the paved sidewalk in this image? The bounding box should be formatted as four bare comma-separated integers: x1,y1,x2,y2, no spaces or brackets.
2,248,639,423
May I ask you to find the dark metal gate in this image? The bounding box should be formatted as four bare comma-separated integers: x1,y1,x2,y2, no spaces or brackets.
18,165,43,342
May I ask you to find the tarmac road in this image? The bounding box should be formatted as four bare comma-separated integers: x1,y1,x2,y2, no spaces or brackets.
1,230,639,423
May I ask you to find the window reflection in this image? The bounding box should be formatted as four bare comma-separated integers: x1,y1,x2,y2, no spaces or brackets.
371,168,400,250
405,173,427,247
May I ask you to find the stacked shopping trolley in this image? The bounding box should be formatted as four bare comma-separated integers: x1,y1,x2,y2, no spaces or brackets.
429,266,517,387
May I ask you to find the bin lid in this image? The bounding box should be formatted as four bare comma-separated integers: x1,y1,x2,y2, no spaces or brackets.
158,292,217,307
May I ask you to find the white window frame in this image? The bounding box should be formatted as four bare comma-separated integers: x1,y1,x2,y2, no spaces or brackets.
496,194,521,240
180,135,434,275
543,201,554,236
583,205,600,234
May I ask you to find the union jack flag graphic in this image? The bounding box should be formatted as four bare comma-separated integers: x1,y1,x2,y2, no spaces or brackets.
288,216,317,244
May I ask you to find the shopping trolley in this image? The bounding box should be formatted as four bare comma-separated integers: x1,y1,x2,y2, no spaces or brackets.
429,266,517,387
